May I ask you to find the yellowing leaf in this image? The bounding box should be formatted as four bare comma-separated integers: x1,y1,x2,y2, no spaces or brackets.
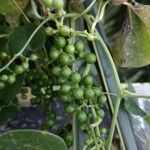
112,4,150,68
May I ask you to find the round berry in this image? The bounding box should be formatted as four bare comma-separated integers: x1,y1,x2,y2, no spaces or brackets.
59,53,71,66
30,54,38,61
52,0,64,10
84,53,96,64
8,75,16,84
82,75,93,86
45,27,54,36
73,88,84,100
98,95,107,105
60,94,72,103
43,0,53,7
0,75,8,82
75,41,84,52
49,49,60,60
61,66,72,78
22,61,29,70
51,66,61,76
84,88,95,99
47,119,54,128
65,105,75,114
59,25,71,37
96,109,105,118
101,128,107,134
0,52,7,59
77,111,87,123
70,72,81,83
54,37,66,49
65,44,75,54
61,84,71,94
15,65,25,74
0,81,5,90
64,132,73,146
93,87,102,97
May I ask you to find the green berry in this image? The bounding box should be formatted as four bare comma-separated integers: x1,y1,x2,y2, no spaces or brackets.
73,88,84,100
0,52,7,59
48,113,56,119
60,94,72,103
47,119,54,128
51,66,61,76
0,81,5,90
0,75,8,82
49,49,60,60
43,0,52,7
15,65,24,74
98,95,107,105
101,128,107,134
59,53,71,66
70,72,81,83
65,105,75,114
84,53,96,64
52,0,64,10
77,111,87,123
84,88,95,99
22,61,29,70
96,109,105,118
82,75,93,86
45,27,54,36
61,66,72,78
64,132,73,146
75,41,84,52
30,54,38,61
54,36,66,48
65,44,75,54
61,84,71,94
93,87,102,97
59,25,71,37
8,75,16,84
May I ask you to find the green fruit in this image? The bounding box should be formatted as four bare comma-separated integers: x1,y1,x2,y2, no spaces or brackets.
96,109,105,118
65,105,75,114
61,84,71,94
98,95,107,105
84,53,96,64
48,113,56,119
59,25,71,37
70,72,81,83
84,88,95,99
59,53,71,66
47,119,54,128
101,128,107,134
54,36,66,48
43,0,53,7
22,61,29,70
61,66,72,78
93,87,102,97
8,75,16,84
0,75,8,82
75,41,84,52
77,111,87,123
45,27,54,36
64,132,73,146
30,54,38,61
0,52,7,59
15,65,25,74
60,94,72,102
65,44,75,54
73,88,84,100
82,75,93,86
51,66,61,76
52,0,64,10
49,49,60,60
0,81,5,89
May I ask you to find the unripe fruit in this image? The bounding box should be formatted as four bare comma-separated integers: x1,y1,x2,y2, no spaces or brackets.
54,37,66,48
30,54,38,61
15,65,25,74
84,53,96,64
43,0,53,7
0,52,7,59
51,66,61,76
59,53,71,66
84,88,95,99
65,44,75,54
73,88,84,100
59,25,71,37
98,95,107,105
8,75,16,84
70,72,81,83
61,84,71,94
77,111,87,123
52,0,64,10
0,81,5,90
49,49,60,60
75,41,84,52
82,75,93,86
45,27,54,36
61,66,72,78
65,105,75,114
22,61,29,70
93,87,102,97
0,75,8,82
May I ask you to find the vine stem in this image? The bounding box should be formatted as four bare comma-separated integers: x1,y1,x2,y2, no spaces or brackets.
0,17,51,73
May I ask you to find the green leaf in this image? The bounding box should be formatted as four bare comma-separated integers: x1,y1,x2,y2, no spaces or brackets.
0,0,29,25
8,24,46,54
124,99,146,117
0,104,20,125
0,75,24,104
112,4,150,68
0,129,67,150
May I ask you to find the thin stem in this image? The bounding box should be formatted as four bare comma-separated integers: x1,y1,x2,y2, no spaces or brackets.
31,0,44,20
82,64,91,77
124,90,150,99
12,0,30,23
105,96,122,150
0,17,51,73
0,34,9,38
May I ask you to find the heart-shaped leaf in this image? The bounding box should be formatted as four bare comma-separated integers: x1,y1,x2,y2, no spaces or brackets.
112,4,150,68
0,129,67,150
